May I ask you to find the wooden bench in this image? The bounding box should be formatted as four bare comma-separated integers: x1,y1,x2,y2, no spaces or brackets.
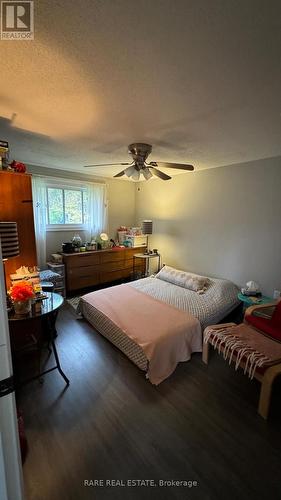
202,322,281,419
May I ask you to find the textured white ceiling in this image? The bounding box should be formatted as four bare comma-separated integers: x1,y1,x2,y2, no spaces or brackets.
0,0,280,179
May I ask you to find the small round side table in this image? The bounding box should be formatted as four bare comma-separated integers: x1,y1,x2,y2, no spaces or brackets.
133,253,161,278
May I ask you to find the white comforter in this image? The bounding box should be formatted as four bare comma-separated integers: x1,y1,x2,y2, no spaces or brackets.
130,276,239,329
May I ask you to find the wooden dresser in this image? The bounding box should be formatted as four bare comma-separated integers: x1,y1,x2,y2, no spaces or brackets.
62,247,146,293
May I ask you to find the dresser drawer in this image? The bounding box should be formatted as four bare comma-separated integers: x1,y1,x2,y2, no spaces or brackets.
123,258,135,269
100,261,127,273
100,250,126,263
67,274,100,291
101,270,126,283
122,268,134,279
65,253,100,268
68,266,99,278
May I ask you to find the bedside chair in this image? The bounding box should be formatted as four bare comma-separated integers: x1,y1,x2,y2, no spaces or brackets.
203,300,281,419
244,299,281,342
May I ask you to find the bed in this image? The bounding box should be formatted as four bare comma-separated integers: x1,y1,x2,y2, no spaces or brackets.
78,268,239,384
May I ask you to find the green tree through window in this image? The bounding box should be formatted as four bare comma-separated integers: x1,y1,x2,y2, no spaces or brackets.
47,187,86,225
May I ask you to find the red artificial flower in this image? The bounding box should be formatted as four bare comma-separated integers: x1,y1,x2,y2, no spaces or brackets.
10,160,26,173
9,281,35,302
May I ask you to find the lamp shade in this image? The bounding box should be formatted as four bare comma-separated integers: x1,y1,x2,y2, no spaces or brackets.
142,220,153,235
0,222,20,259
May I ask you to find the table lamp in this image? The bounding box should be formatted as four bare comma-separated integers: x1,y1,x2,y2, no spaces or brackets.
0,222,20,292
142,220,153,253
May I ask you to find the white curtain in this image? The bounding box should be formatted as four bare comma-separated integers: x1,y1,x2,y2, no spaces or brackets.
85,183,108,240
32,176,47,269
32,176,108,267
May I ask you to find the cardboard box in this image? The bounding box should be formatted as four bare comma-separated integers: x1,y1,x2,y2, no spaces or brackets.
10,271,40,285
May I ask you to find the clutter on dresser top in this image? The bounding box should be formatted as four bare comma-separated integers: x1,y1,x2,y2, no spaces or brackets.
117,226,147,247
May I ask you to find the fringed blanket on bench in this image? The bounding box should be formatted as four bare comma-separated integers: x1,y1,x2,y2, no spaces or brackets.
204,323,281,379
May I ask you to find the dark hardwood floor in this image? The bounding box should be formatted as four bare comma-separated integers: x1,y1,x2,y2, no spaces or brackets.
19,304,281,500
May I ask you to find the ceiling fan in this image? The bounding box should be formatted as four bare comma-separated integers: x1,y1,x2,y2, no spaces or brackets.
84,143,194,180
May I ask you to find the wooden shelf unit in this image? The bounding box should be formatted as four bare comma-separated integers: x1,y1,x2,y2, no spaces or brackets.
62,246,146,293
0,171,37,288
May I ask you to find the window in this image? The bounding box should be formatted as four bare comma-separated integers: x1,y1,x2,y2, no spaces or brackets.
32,175,107,266
46,186,88,229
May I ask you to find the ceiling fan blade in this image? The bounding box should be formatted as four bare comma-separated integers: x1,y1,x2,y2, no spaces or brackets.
84,162,131,168
113,170,126,178
149,166,171,181
149,162,194,171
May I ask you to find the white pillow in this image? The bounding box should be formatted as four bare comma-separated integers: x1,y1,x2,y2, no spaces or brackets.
155,266,210,293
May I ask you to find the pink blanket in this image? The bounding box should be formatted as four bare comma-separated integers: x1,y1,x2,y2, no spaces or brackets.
82,284,202,384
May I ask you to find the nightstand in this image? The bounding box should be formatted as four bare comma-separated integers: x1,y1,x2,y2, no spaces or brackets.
133,253,161,278
237,292,275,318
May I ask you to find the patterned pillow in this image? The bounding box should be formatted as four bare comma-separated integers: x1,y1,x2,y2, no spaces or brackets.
155,266,210,293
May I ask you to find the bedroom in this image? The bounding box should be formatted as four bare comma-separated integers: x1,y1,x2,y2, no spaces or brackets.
0,1,281,500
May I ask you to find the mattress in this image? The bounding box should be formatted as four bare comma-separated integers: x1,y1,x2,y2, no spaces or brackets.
81,298,148,371
79,275,239,376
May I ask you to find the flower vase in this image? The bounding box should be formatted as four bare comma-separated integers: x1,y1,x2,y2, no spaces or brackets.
13,299,32,316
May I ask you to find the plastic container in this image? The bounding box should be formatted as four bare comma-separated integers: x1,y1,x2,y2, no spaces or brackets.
126,235,147,247
117,231,127,244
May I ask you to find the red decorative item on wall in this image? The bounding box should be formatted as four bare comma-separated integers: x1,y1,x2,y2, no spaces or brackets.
10,160,26,173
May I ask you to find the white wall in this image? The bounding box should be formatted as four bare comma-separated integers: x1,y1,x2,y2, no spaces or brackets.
27,165,136,261
135,156,281,296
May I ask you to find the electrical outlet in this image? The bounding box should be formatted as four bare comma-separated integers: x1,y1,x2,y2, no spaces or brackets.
273,290,281,299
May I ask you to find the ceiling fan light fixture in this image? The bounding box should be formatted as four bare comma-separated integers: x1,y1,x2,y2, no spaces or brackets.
142,167,153,180
84,143,194,181
131,169,140,181
124,166,135,177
